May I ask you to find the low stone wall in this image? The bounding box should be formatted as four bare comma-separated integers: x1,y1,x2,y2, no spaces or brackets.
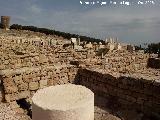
102,51,149,73
77,68,160,113
0,65,78,102
148,58,160,69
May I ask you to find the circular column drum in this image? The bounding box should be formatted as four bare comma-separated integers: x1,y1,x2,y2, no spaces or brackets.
32,84,94,120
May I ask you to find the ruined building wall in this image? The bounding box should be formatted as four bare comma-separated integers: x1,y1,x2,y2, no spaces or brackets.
77,68,160,113
0,35,79,103
0,65,78,102
1,16,10,30
102,51,149,73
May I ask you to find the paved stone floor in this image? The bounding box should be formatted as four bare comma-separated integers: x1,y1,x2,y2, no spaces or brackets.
0,102,31,120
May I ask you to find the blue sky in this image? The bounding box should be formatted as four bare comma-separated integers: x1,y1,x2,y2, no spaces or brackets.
0,0,160,45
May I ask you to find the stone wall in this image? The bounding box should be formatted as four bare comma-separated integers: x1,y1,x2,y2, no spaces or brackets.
102,50,149,73
0,65,78,102
76,68,160,113
0,29,81,104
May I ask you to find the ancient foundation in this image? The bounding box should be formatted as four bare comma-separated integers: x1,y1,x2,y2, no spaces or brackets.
32,84,94,120
77,68,160,114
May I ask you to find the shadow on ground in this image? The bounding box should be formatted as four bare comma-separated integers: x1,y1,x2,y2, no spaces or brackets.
94,95,160,120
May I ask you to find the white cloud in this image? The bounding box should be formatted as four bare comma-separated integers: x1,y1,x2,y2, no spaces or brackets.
1,0,160,44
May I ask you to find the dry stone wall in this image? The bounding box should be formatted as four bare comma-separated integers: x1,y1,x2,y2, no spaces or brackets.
0,30,80,104
77,68,160,113
0,65,78,102
102,50,149,73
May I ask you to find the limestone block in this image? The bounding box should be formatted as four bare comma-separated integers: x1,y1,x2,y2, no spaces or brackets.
5,93,18,102
4,60,9,65
13,75,23,85
39,80,48,88
18,82,28,91
3,77,14,87
10,101,20,109
23,75,31,83
13,107,25,114
39,54,48,63
30,73,36,78
29,82,39,91
4,85,18,94
47,72,53,76
47,79,54,86
32,84,94,120
56,78,65,85
14,63,21,68
0,64,5,70
18,91,30,99
41,76,48,80
60,77,69,84
68,75,75,82
32,77,41,82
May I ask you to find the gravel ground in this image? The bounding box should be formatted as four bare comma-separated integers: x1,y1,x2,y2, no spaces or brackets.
0,102,31,120
94,96,160,120
0,101,119,120
0,95,159,120
94,106,121,120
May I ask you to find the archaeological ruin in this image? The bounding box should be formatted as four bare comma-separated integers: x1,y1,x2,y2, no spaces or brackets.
0,28,159,120
1,16,10,30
